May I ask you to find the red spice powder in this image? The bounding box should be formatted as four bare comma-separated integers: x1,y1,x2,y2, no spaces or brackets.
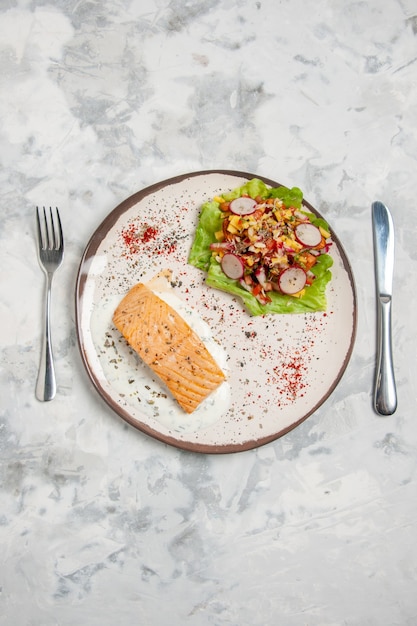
141,225,158,242
120,221,180,259
121,222,159,255
272,349,308,401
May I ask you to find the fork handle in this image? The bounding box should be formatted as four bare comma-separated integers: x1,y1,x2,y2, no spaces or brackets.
36,274,57,401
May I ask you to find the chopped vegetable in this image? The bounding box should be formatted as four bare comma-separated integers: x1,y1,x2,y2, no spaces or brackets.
278,267,307,295
188,178,333,315
229,197,257,216
221,253,245,279
294,223,322,247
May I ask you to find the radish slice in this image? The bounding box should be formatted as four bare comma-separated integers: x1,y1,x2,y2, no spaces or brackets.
295,223,322,247
209,241,234,252
229,197,257,216
294,209,308,221
278,267,307,294
221,253,245,279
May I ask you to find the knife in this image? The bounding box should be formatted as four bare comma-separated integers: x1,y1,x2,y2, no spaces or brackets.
372,201,397,415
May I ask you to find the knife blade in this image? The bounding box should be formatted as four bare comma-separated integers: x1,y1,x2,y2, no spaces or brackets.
372,201,397,415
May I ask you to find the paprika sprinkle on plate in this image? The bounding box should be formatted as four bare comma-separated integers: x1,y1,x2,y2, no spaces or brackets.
121,222,159,256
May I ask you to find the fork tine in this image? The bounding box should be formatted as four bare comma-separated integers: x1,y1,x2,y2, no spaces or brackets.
55,207,63,251
49,207,56,249
36,206,43,248
43,206,51,249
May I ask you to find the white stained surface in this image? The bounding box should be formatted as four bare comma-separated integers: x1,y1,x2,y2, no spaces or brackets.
1,1,416,625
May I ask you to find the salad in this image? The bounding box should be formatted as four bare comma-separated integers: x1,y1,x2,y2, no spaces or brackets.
188,178,333,315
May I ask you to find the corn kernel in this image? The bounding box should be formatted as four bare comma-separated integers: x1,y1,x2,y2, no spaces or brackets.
271,255,287,266
229,215,242,228
319,226,331,239
281,236,302,251
292,289,306,298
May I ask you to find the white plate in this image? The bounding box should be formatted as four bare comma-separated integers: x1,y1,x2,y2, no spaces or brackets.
75,170,357,453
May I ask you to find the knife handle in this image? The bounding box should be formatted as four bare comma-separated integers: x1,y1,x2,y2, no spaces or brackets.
375,297,397,415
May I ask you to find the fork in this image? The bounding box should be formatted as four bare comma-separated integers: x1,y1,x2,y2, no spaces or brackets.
35,206,64,401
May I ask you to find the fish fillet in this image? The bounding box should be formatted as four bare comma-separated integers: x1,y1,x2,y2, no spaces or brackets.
112,283,225,413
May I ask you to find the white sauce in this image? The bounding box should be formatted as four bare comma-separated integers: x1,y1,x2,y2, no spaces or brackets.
89,281,231,434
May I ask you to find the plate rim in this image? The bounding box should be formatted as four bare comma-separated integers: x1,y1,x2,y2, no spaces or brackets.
75,169,357,454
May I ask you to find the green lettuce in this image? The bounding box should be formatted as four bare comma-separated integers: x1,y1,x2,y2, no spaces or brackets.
220,178,303,209
188,179,333,315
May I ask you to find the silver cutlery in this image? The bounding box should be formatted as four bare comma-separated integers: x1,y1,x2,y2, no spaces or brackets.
372,201,397,415
35,206,64,401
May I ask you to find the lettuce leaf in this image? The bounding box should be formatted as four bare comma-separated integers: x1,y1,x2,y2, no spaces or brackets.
188,179,333,315
221,177,303,209
188,201,222,271
205,254,332,315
